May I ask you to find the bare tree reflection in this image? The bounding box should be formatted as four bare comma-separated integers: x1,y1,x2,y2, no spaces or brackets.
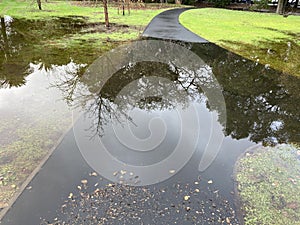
52,60,214,137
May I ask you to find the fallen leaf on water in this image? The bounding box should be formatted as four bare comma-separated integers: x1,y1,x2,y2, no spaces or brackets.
81,180,88,185
90,172,97,177
169,169,175,174
184,195,190,201
226,217,231,224
68,193,73,199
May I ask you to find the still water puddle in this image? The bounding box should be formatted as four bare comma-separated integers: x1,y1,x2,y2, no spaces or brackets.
0,61,84,209
0,16,299,224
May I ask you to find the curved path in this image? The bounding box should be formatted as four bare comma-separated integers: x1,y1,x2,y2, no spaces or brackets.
142,8,208,43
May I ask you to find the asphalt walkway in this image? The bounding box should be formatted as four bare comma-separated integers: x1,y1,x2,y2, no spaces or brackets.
142,8,208,43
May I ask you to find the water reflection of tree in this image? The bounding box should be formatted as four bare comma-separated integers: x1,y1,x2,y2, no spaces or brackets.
192,43,300,144
54,61,211,136
53,43,300,144
1,17,299,144
0,17,63,88
0,16,29,88
0,16,106,89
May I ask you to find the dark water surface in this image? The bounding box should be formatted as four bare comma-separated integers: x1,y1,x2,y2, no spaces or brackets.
0,16,299,224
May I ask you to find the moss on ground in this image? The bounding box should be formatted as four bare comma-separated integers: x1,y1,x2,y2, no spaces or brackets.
235,144,300,225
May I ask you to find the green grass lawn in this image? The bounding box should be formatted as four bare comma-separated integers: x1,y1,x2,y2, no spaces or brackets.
180,8,300,76
1,0,168,24
0,0,174,42
0,0,179,64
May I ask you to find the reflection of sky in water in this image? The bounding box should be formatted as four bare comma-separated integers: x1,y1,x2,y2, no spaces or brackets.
270,120,284,131
1,15,13,36
0,61,83,115
72,55,228,187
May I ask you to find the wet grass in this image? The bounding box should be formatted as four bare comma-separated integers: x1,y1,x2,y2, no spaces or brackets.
0,0,179,52
0,108,72,209
1,0,171,26
180,8,300,76
222,39,300,79
234,144,300,225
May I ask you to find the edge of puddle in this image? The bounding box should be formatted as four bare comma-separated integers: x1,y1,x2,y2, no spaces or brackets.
0,116,78,222
233,143,262,225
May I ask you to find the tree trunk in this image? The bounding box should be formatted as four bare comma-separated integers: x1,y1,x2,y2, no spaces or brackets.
37,0,42,10
293,0,299,9
0,18,7,43
117,0,120,14
127,0,130,15
103,0,110,27
0,17,9,58
276,0,285,14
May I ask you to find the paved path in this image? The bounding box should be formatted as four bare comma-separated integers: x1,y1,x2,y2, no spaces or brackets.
142,8,208,43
